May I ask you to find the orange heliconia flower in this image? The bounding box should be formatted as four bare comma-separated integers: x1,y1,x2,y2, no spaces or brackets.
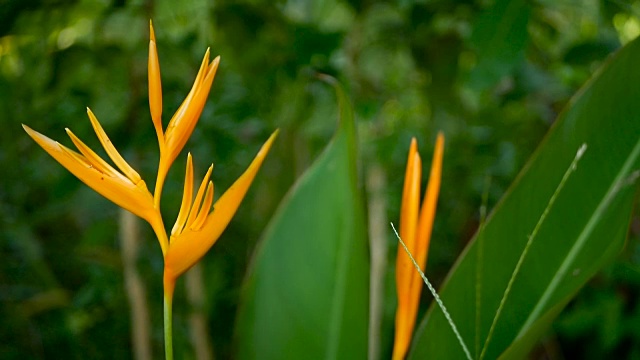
23,21,277,360
23,21,276,290
393,133,444,360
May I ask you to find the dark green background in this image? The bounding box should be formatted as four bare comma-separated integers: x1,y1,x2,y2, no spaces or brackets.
1,0,639,358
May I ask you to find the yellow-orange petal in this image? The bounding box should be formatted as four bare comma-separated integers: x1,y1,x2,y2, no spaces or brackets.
23,125,156,222
150,19,157,43
148,21,163,144
184,164,213,231
86,108,142,184
171,153,194,236
399,138,419,247
191,49,212,94
393,139,422,360
191,181,214,231
397,138,422,301
164,129,278,280
165,49,211,137
154,51,218,206
59,142,92,168
411,132,444,293
164,56,220,164
65,128,123,180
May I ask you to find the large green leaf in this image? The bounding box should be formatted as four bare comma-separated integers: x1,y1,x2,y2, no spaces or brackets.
235,78,369,359
410,37,640,359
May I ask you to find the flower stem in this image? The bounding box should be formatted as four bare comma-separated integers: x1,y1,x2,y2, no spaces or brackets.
164,275,176,360
164,293,173,360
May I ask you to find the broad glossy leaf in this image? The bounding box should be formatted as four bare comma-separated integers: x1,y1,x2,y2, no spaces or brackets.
235,78,369,359
410,37,640,359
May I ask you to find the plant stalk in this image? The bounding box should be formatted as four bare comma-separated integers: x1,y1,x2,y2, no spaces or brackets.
164,275,176,360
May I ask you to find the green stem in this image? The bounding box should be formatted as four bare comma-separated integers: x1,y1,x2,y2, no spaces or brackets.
164,276,175,360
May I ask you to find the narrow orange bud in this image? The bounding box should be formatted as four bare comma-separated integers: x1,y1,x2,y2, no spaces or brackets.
153,50,221,207
164,55,220,167
171,153,194,236
148,21,164,146
393,133,444,360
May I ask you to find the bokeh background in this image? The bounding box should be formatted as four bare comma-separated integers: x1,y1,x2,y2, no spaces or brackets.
2,0,640,359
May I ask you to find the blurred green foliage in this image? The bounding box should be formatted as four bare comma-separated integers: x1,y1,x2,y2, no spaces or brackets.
1,0,639,359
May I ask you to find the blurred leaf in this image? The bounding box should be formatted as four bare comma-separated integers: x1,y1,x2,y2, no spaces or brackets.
563,40,619,66
467,0,530,91
101,9,145,49
235,77,369,359
410,34,640,359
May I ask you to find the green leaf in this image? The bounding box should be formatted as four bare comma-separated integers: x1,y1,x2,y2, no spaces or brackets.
498,296,569,359
409,36,640,359
235,77,369,359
